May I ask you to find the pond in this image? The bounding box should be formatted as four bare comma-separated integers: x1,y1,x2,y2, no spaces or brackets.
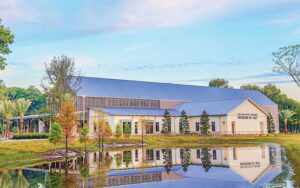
0,144,294,188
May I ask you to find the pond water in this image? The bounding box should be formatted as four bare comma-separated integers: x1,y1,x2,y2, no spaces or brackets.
0,144,294,188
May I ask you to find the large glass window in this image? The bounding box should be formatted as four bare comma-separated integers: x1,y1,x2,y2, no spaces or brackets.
155,122,160,132
211,122,216,131
212,150,217,160
145,121,154,134
196,149,201,159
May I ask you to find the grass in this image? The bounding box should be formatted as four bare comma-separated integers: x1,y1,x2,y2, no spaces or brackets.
1,134,300,185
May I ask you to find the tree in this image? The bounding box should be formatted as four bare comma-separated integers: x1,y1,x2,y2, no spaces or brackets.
94,110,112,149
41,55,81,111
209,78,229,88
161,110,171,134
280,109,295,134
49,122,63,153
0,100,15,137
200,111,210,135
180,148,191,172
15,98,31,133
58,93,77,154
201,148,212,172
0,18,14,71
79,124,89,153
179,110,189,134
12,169,29,188
123,122,131,138
162,149,172,174
240,84,262,91
273,44,300,87
115,123,122,138
267,113,275,134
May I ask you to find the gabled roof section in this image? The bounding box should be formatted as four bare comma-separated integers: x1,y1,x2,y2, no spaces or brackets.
228,98,269,116
77,77,276,106
177,98,247,116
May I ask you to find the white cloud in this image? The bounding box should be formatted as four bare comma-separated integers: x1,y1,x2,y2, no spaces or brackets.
0,0,38,23
263,12,300,25
81,0,300,30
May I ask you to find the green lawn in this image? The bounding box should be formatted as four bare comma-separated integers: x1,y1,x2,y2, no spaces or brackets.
0,134,300,185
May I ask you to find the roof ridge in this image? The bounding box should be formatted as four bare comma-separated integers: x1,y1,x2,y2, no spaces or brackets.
182,98,247,104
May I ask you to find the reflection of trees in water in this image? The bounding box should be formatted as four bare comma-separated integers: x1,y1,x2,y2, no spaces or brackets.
123,151,132,168
12,169,29,188
96,152,113,188
61,157,76,188
46,172,63,188
79,154,90,187
0,170,13,187
180,149,191,173
114,153,122,169
201,148,212,172
0,169,29,188
162,149,172,174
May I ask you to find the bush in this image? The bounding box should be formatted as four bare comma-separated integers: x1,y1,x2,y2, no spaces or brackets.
13,133,49,139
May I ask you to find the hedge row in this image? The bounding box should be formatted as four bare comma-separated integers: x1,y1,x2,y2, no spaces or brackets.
13,133,49,139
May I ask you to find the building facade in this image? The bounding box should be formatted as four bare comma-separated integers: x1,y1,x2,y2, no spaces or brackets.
75,77,278,135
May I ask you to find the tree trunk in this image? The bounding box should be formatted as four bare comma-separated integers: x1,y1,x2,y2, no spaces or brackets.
84,141,87,153
20,113,24,134
6,118,10,138
284,120,288,134
65,135,68,154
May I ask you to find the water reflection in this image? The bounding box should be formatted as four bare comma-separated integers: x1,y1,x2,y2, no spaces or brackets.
0,145,292,187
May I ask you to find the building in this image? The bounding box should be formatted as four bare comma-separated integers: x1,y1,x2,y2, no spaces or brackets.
75,77,279,135
24,145,283,187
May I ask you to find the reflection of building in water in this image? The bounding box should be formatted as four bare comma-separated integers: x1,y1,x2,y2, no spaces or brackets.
24,145,283,187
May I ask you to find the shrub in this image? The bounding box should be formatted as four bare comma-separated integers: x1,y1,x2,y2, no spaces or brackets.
13,133,49,139
115,123,122,138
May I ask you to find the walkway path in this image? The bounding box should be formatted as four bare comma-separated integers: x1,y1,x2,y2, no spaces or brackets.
0,138,47,142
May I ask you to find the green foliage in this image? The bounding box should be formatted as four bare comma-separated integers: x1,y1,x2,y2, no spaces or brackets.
161,110,171,134
267,113,275,133
49,122,62,145
123,151,132,168
115,123,122,138
79,124,89,152
123,123,131,137
209,78,230,88
280,109,295,133
0,19,14,70
115,153,122,168
2,86,46,113
240,83,300,132
179,110,190,134
180,148,191,172
41,55,81,111
200,148,212,172
162,149,172,174
200,111,210,135
13,133,49,139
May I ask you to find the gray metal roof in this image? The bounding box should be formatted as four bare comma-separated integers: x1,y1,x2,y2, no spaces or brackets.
77,77,275,105
89,98,253,116
10,113,50,120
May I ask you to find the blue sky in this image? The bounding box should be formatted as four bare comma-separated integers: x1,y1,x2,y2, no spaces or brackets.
0,0,300,100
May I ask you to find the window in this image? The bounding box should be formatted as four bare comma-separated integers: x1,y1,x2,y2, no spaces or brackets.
195,122,200,131
135,149,139,161
134,122,138,134
211,122,216,131
155,122,160,132
196,149,201,159
146,149,154,161
156,150,160,160
212,150,217,160
233,147,237,160
145,121,154,134
122,121,132,134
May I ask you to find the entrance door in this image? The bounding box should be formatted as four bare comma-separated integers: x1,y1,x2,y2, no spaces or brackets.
231,122,236,135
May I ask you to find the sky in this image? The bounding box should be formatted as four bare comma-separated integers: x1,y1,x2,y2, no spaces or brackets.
0,0,300,101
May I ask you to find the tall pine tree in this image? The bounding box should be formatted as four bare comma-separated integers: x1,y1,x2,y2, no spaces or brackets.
161,110,171,134
179,110,190,134
267,113,275,133
200,111,210,135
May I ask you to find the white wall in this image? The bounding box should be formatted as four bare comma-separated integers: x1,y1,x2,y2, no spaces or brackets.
88,99,268,136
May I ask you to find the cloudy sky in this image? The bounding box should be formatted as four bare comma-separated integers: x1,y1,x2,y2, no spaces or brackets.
0,0,300,100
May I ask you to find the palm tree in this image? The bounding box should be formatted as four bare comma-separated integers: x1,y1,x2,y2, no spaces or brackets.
15,99,31,134
280,109,295,134
0,100,15,137
13,169,29,188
